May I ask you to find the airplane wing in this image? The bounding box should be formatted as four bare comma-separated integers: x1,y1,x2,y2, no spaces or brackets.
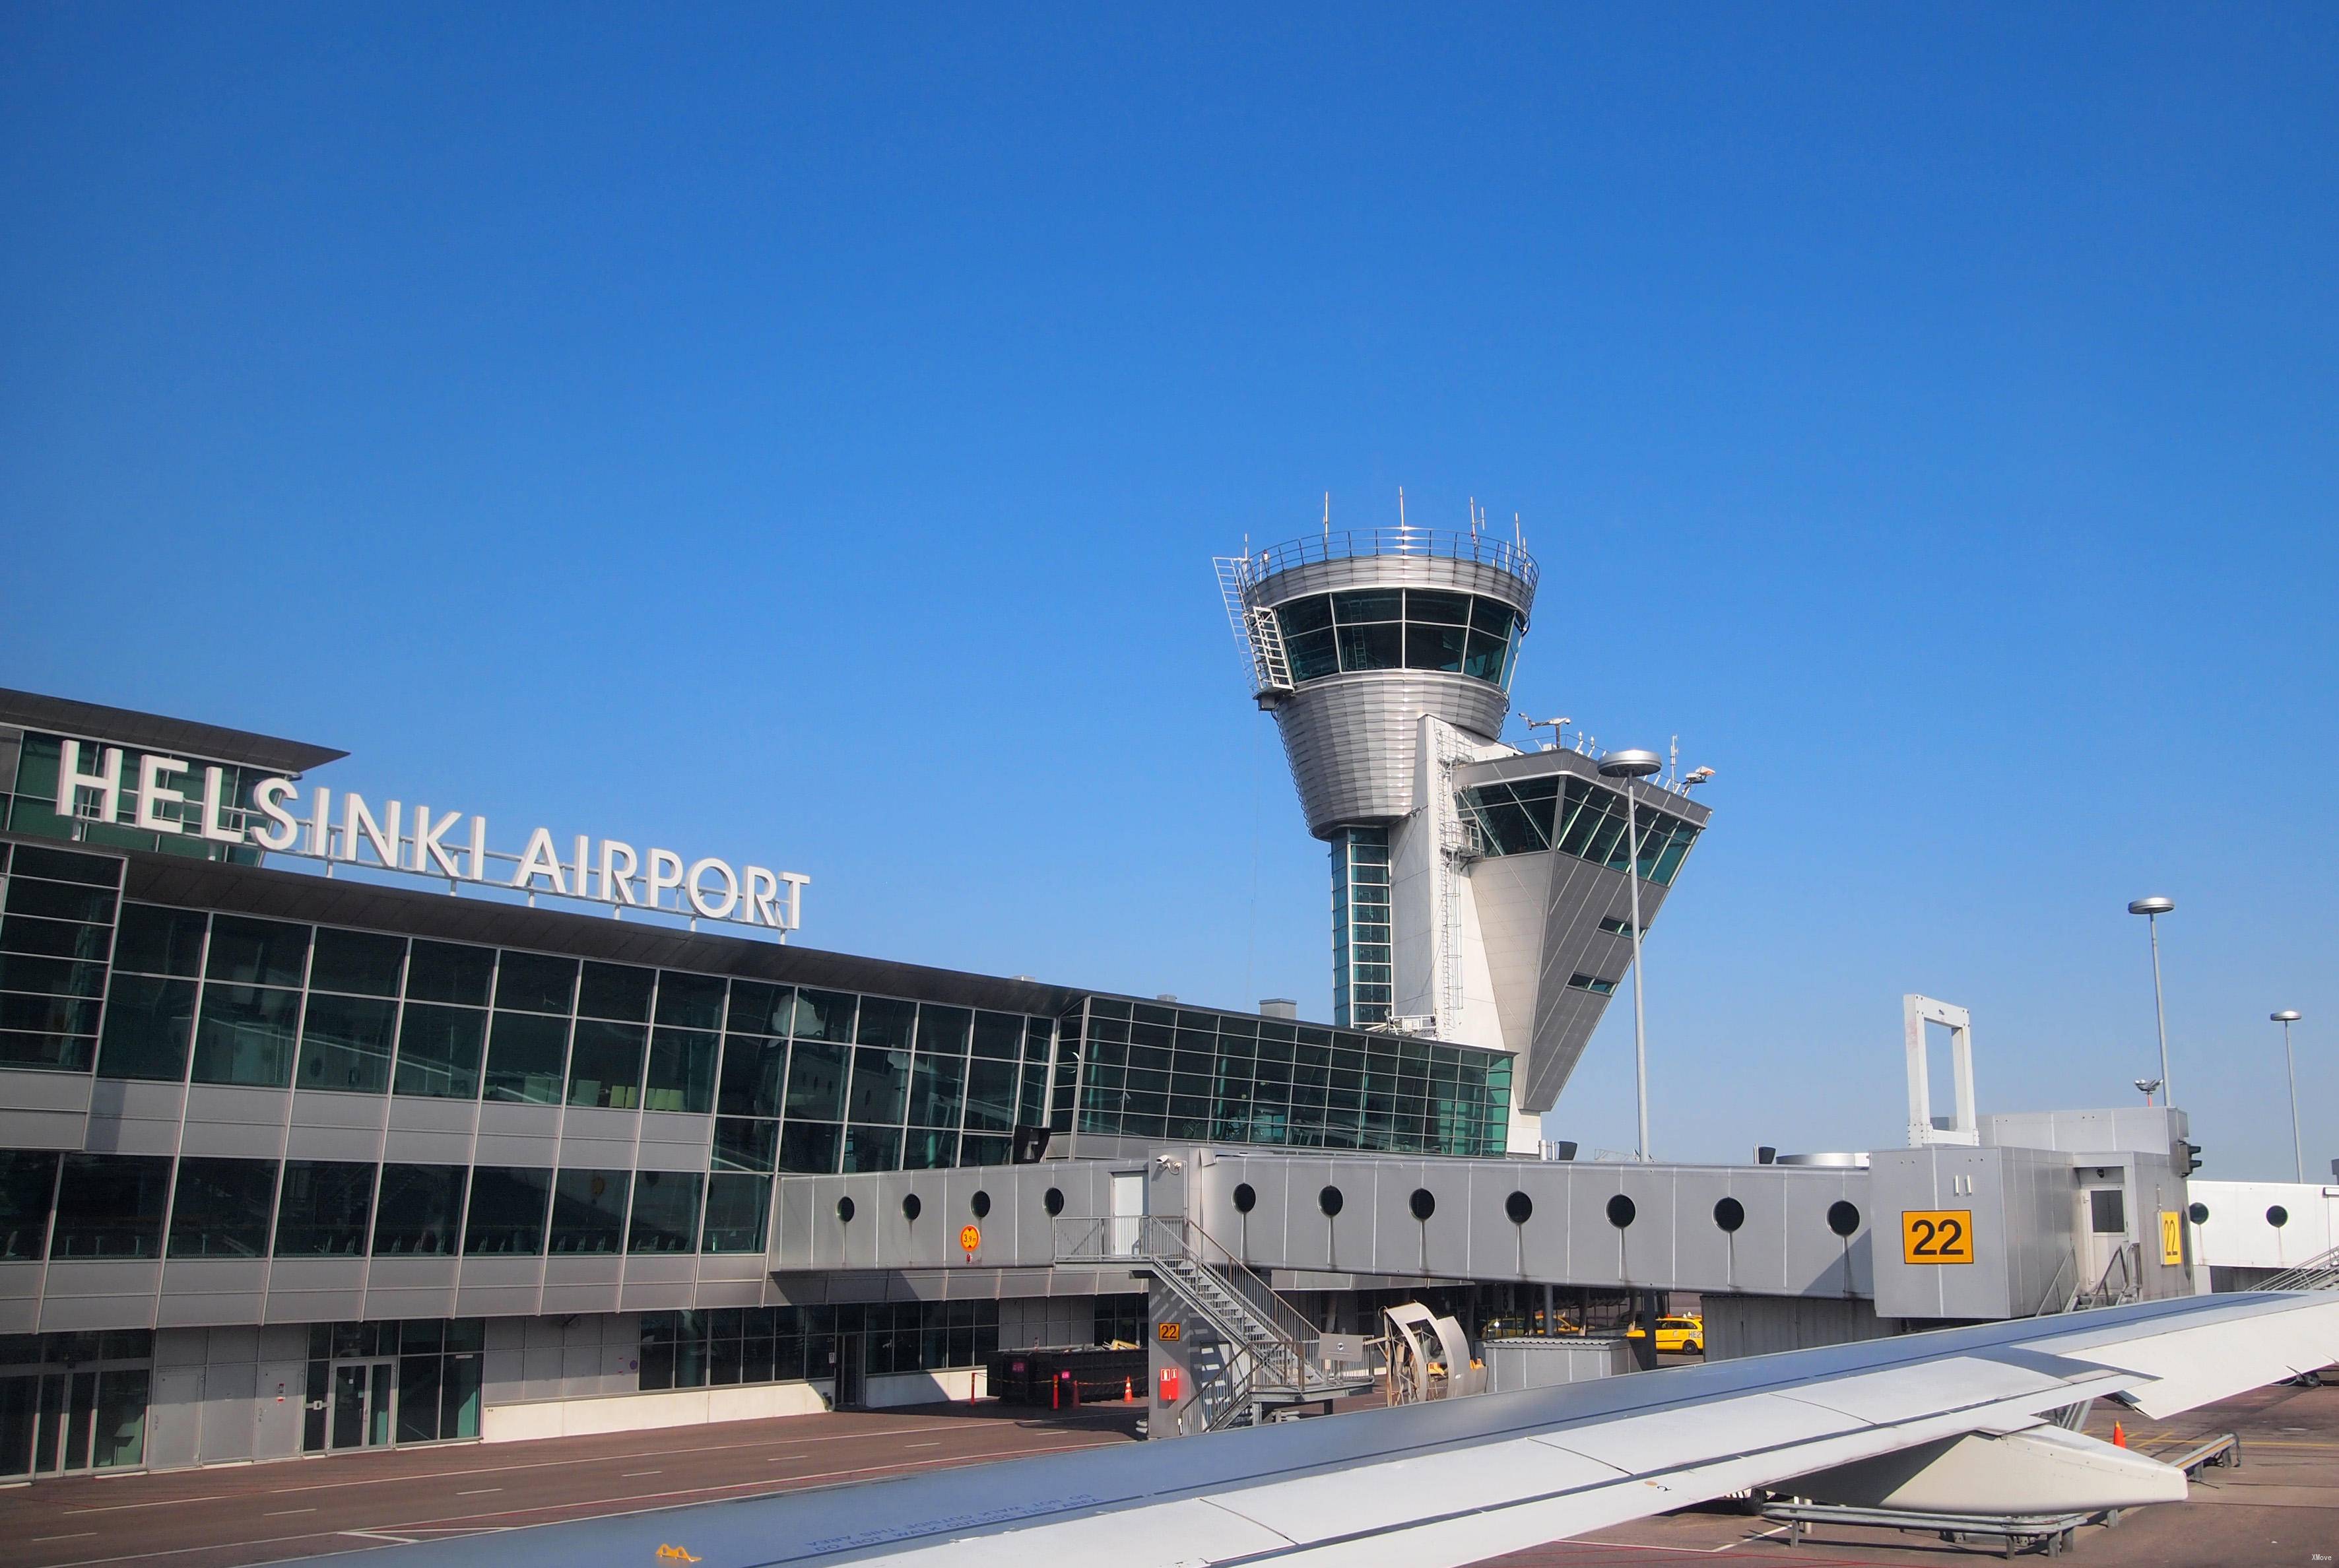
306,1291,2339,1568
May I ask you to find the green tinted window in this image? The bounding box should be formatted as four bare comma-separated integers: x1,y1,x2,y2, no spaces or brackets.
298,993,397,1094
308,928,405,996
567,1020,645,1108
482,1010,568,1103
168,1157,278,1258
193,984,300,1087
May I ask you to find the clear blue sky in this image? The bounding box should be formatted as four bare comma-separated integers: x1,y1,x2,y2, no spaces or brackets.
3,6,2332,1175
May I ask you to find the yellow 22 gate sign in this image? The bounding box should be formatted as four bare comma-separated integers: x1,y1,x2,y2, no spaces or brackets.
1901,1209,1975,1264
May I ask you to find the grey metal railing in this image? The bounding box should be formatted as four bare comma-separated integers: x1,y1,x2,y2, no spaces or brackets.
2258,1242,2339,1292
1232,527,1539,595
1055,1213,1355,1430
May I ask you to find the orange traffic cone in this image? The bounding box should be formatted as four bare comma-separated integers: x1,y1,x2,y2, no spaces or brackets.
2112,1421,2126,1448
1125,1377,1135,1403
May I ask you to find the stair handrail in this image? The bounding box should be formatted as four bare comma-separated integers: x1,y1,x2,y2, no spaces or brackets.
2258,1241,2339,1292
1140,1214,1318,1386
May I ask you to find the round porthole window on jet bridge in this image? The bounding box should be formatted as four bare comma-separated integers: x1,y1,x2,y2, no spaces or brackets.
1409,1188,1436,1222
970,1191,991,1219
1606,1194,1636,1228
1319,1185,1344,1218
1043,1187,1065,1217
1828,1200,1861,1237
1232,1183,1257,1214
836,1197,855,1223
1713,1196,1746,1233
2189,1202,2210,1224
1505,1191,1533,1224
901,1194,922,1222
2268,1205,2290,1228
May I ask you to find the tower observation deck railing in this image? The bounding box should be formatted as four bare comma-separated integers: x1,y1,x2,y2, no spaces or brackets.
1231,527,1540,599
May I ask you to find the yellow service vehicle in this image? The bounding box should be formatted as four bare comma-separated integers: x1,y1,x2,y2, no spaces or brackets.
1624,1313,1705,1354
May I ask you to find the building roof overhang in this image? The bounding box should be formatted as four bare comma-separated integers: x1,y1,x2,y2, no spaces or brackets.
0,688,348,775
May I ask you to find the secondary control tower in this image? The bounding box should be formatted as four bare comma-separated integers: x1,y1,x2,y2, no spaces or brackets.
1217,517,1711,1131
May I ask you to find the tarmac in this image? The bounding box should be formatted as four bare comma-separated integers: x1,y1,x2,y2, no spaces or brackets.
3,1376,2332,1568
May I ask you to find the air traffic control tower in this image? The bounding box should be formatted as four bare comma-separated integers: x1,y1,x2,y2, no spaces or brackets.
1218,521,1713,1141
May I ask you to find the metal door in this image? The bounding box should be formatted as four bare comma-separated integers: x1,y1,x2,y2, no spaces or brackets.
1110,1171,1144,1257
329,1361,395,1449
832,1309,865,1410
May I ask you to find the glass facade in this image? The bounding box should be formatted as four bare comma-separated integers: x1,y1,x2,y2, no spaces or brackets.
297,1319,482,1452
639,1303,998,1390
7,734,265,866
1272,589,1523,690
1330,826,1392,1026
0,1330,154,1479
0,843,121,1072
1067,997,1509,1156
1455,775,1701,885
69,894,1063,1183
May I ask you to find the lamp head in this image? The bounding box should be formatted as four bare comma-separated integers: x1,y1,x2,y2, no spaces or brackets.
1598,748,1663,781
2127,896,2175,916
2272,1010,2302,1023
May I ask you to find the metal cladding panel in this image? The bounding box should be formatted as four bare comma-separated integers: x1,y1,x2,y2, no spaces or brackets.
85,1078,187,1155
290,1089,388,1131
1249,554,1535,613
542,1255,623,1288
286,1122,386,1161
477,1102,561,1139
1463,855,1548,1069
1270,674,1511,835
1522,855,1678,1113
158,1291,266,1328
267,1258,365,1293
618,1254,696,1286
0,1068,92,1150
184,1118,289,1159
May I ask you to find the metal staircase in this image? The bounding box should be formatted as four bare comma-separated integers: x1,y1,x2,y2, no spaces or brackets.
1058,1214,1369,1431
2067,1241,2144,1311
2259,1242,2339,1292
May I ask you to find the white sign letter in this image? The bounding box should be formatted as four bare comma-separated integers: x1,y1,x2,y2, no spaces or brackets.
135,754,189,833
600,841,640,905
55,740,125,824
511,828,568,894
686,858,740,920
310,787,333,857
781,871,810,931
343,795,401,868
251,777,301,851
198,766,246,844
646,849,685,911
413,806,463,877
744,866,780,927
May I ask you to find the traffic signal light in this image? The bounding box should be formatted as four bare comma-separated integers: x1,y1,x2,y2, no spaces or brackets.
2177,1141,2204,1177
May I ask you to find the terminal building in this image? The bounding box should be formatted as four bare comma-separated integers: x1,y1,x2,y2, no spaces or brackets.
0,525,2248,1476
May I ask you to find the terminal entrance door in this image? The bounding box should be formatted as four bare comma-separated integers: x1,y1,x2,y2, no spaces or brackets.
1109,1172,1144,1257
329,1361,395,1450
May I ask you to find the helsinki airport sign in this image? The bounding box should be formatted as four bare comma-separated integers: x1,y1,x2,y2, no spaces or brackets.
55,740,808,935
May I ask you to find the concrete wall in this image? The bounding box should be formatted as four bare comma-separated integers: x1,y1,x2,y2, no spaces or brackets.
482,1379,827,1441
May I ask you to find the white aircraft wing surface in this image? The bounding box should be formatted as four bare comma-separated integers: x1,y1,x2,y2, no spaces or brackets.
302,1291,2339,1568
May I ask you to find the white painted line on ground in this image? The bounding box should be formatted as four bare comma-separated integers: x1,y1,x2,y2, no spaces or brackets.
32,1533,97,1543
622,1470,663,1478
262,1507,317,1517
458,1487,501,1495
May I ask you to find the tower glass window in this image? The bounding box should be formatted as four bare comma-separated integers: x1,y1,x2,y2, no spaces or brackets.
1271,591,1525,692
1331,826,1392,1027
1455,775,1701,886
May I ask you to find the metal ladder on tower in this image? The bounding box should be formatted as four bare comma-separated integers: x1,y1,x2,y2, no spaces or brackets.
1432,721,1475,1033
1212,554,1294,697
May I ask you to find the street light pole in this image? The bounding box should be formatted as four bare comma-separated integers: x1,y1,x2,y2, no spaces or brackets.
2128,897,2176,1105
2273,1010,2304,1183
1600,750,1664,1162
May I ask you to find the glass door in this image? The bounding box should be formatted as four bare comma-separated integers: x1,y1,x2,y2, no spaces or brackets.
329,1361,396,1450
